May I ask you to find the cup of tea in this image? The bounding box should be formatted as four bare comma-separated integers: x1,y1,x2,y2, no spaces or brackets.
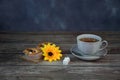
77,34,108,55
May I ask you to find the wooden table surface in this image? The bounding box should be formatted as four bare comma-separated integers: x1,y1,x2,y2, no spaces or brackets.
0,32,120,80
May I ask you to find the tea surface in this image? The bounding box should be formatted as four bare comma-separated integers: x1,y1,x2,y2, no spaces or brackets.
80,38,99,42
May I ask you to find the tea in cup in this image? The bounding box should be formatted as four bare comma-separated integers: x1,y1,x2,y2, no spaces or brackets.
77,34,108,55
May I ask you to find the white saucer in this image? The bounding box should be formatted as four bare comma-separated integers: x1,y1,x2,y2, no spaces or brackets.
70,44,108,61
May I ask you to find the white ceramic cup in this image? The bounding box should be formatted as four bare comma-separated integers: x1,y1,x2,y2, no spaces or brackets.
77,34,108,55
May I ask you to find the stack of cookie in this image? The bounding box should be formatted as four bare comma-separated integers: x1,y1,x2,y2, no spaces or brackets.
22,42,50,63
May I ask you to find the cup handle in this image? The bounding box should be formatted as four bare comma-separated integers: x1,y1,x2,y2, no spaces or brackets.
99,40,108,51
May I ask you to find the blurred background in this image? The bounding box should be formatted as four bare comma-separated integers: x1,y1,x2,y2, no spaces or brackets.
0,0,120,32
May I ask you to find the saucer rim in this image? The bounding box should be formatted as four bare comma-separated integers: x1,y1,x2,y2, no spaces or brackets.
70,44,108,61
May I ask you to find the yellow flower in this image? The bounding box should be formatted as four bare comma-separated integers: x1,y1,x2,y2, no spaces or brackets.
41,43,62,62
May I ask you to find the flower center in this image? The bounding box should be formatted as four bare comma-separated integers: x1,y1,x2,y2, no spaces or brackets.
48,52,53,56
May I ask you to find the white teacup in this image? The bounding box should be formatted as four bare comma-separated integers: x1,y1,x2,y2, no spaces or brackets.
77,34,108,55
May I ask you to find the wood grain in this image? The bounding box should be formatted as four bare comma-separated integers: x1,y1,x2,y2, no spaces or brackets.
0,43,120,54
0,54,120,66
0,32,120,44
0,32,120,54
0,66,120,80
0,32,120,80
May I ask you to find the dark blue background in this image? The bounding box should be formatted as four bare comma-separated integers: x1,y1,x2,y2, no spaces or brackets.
0,0,120,32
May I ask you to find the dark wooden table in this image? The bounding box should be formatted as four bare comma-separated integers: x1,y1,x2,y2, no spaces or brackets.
0,32,120,80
